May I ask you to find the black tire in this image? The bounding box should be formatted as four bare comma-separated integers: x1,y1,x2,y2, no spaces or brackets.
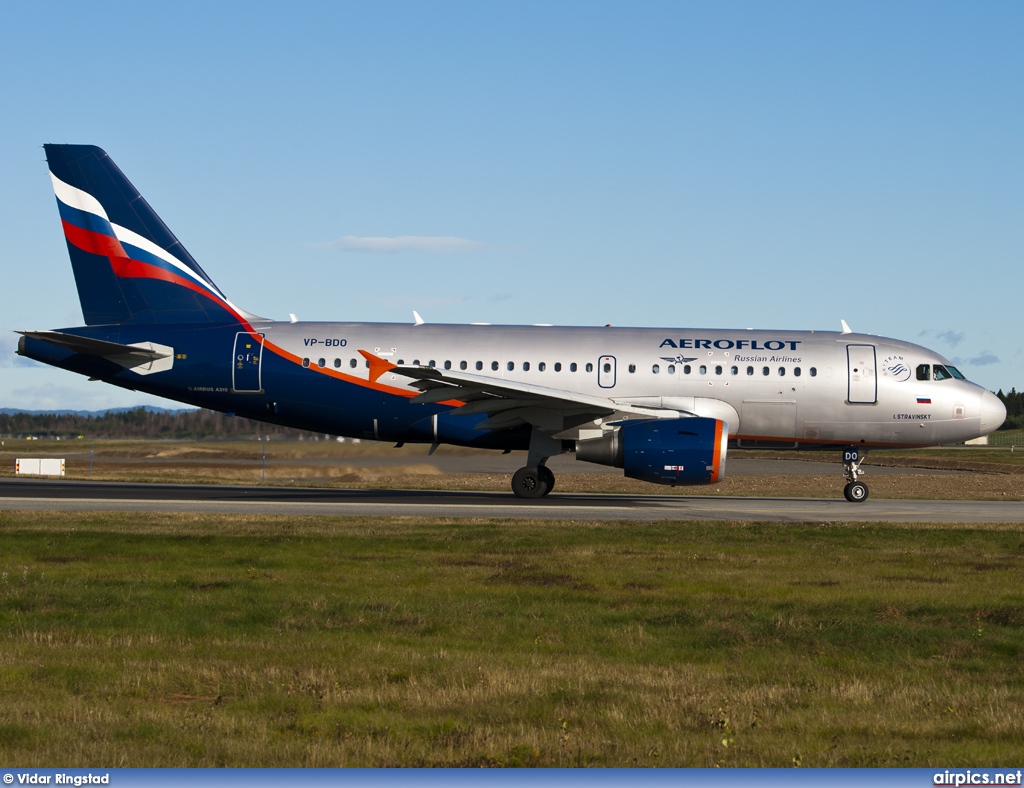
538,466,555,496
844,481,869,502
512,467,548,499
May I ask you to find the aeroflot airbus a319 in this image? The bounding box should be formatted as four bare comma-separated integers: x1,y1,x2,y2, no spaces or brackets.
17,145,1007,501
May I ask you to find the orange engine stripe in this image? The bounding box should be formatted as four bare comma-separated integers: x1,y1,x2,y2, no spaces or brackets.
710,419,724,483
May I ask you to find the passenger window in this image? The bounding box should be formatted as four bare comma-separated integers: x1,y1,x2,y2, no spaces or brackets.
809,367,817,377
628,364,635,373
397,359,404,366
794,367,801,377
715,365,722,375
460,361,467,370
684,365,691,374
428,360,436,368
731,366,738,375
653,364,660,374
349,358,357,369
570,363,578,372
778,367,785,376
476,361,482,370
586,363,594,373
667,364,675,374
699,365,706,374
507,361,515,371
318,358,325,368
302,358,310,368
491,361,499,371
333,358,341,368
444,360,452,370
523,361,530,371
413,359,420,366
747,366,754,376
554,362,562,372
762,367,770,376
539,362,546,371
603,363,611,373
916,364,931,381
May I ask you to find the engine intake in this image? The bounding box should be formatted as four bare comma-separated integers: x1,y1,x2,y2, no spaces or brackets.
575,417,728,486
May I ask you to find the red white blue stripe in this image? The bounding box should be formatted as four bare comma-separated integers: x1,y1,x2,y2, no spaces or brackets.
49,172,252,322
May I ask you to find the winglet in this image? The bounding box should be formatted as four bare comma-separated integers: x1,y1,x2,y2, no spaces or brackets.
840,319,852,334
413,311,425,326
358,349,397,383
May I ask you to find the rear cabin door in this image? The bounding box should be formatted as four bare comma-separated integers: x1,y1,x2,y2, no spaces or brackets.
846,344,877,404
598,355,617,388
233,332,265,393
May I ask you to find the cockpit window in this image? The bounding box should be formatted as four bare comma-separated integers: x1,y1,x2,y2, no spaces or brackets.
919,363,966,382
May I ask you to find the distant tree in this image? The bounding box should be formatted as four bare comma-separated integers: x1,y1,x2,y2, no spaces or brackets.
995,389,1024,430
0,408,324,440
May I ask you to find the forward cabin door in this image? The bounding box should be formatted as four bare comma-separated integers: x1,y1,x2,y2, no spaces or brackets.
846,344,877,404
232,332,265,393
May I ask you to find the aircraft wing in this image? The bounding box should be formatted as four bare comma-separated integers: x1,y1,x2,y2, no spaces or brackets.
363,351,682,435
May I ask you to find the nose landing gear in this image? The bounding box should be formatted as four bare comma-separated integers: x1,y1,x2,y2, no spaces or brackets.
842,448,869,502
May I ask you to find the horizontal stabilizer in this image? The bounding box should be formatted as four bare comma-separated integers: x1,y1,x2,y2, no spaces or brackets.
17,330,174,374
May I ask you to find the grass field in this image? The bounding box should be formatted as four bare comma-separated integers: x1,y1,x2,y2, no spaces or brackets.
1,511,1022,766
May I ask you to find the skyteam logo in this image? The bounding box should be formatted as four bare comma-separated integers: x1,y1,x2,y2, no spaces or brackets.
881,354,912,382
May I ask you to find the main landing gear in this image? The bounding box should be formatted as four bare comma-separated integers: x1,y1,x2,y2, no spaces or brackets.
842,447,869,502
511,429,563,499
512,465,555,499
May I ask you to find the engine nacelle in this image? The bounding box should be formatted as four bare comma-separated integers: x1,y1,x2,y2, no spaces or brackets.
575,417,728,486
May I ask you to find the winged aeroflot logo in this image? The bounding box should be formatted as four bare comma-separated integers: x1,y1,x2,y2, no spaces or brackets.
660,355,698,365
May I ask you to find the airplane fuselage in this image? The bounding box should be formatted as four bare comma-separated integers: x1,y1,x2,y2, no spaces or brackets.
22,320,1001,451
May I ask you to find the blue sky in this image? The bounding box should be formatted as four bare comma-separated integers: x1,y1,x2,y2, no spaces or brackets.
1,0,1021,409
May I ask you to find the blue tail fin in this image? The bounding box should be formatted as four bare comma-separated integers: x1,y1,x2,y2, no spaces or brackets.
44,144,250,326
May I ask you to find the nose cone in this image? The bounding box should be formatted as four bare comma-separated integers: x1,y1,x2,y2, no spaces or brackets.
980,390,1007,434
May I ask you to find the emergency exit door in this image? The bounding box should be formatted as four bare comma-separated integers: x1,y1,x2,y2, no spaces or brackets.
598,355,617,388
846,344,876,404
233,332,265,393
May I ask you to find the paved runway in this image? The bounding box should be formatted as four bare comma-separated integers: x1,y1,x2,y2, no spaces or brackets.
1,478,1019,523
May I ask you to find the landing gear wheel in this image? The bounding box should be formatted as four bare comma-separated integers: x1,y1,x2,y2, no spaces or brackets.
841,447,868,503
844,481,869,503
512,467,549,499
538,466,555,496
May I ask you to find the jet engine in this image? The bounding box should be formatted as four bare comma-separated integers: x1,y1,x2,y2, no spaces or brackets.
575,417,728,486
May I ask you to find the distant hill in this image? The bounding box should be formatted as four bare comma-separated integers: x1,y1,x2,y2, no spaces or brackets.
0,406,195,417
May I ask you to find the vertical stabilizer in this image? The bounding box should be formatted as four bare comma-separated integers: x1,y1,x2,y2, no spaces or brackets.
44,144,250,325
